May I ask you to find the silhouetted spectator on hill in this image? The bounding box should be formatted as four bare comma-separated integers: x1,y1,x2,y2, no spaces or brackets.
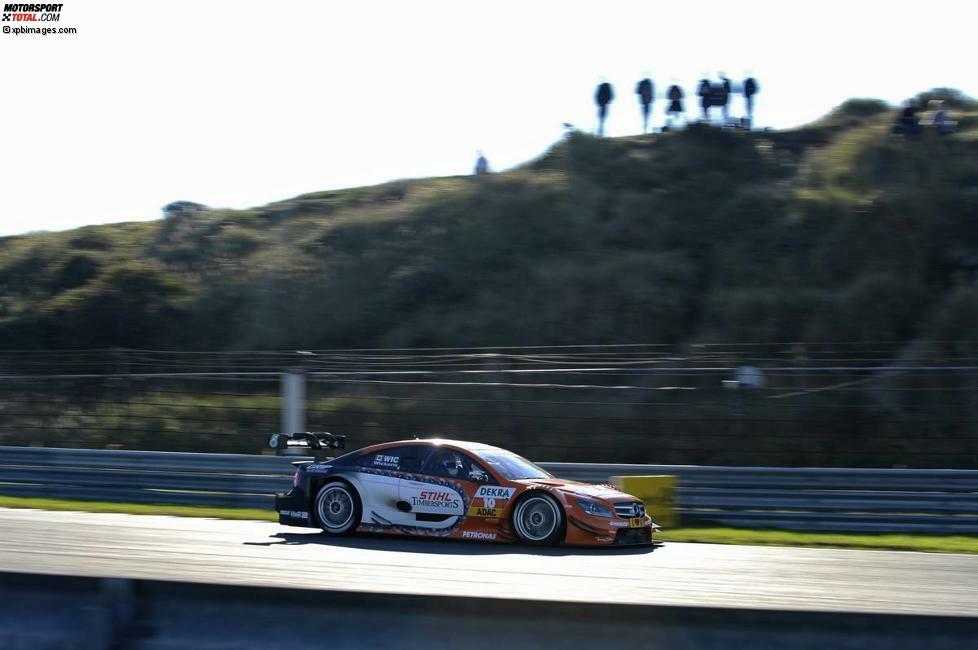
743,75,759,127
926,100,957,135
697,77,712,121
666,83,684,128
474,152,489,175
719,74,732,122
595,81,614,136
636,78,654,134
893,100,921,138
934,108,955,135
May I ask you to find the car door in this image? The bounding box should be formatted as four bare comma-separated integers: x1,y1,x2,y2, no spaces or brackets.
398,449,492,530
353,446,429,527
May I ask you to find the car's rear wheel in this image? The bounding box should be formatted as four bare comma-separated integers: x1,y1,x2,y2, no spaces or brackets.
314,481,361,535
512,492,564,546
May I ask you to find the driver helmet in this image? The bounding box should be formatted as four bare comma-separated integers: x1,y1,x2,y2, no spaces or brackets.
441,454,463,477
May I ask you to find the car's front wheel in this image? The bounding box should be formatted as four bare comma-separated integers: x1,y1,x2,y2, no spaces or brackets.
314,481,361,535
512,492,565,546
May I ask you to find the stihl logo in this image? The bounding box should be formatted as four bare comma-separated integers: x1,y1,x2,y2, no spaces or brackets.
418,491,453,501
412,490,462,510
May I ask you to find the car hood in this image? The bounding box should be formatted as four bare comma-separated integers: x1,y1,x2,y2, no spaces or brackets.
515,478,638,503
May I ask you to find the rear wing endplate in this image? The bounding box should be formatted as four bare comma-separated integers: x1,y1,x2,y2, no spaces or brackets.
268,432,346,453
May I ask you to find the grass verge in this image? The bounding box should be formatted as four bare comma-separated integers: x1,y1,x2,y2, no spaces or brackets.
1,495,975,554
0,495,277,522
656,527,978,554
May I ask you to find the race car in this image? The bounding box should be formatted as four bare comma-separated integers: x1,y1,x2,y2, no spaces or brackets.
273,434,661,546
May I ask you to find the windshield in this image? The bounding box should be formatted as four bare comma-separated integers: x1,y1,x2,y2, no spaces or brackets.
477,450,553,481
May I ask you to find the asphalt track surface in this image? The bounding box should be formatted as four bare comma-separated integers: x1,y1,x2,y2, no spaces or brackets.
1,507,976,618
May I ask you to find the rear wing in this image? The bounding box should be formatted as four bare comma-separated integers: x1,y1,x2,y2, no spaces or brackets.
268,432,347,456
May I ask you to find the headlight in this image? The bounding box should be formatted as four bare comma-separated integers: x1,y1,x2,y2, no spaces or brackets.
576,498,612,517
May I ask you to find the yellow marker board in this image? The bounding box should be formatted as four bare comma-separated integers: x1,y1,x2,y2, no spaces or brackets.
611,475,677,528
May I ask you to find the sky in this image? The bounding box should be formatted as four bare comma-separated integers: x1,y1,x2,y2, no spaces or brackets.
0,0,975,236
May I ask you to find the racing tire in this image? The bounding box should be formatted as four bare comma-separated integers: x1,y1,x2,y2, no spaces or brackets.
512,492,565,546
314,480,362,535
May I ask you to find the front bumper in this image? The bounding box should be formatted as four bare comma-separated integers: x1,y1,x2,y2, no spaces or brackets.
567,512,662,546
615,526,654,545
276,491,312,527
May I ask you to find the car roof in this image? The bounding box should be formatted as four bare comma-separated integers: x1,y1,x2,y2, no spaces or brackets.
366,438,509,456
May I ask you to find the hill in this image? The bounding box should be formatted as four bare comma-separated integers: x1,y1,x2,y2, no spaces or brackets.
3,89,978,466
2,89,978,354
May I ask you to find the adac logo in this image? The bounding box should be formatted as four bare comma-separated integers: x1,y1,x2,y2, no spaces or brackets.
467,506,504,518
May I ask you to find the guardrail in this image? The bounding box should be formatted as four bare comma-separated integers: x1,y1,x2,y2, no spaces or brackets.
1,447,976,533
546,463,978,534
0,446,295,510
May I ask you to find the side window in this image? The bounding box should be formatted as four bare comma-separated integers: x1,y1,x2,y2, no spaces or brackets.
423,449,494,483
356,446,429,473
396,447,430,474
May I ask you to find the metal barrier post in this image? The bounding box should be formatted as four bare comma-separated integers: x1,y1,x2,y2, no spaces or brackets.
281,371,306,435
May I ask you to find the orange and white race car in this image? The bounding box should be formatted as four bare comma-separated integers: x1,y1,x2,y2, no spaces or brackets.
273,435,661,546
